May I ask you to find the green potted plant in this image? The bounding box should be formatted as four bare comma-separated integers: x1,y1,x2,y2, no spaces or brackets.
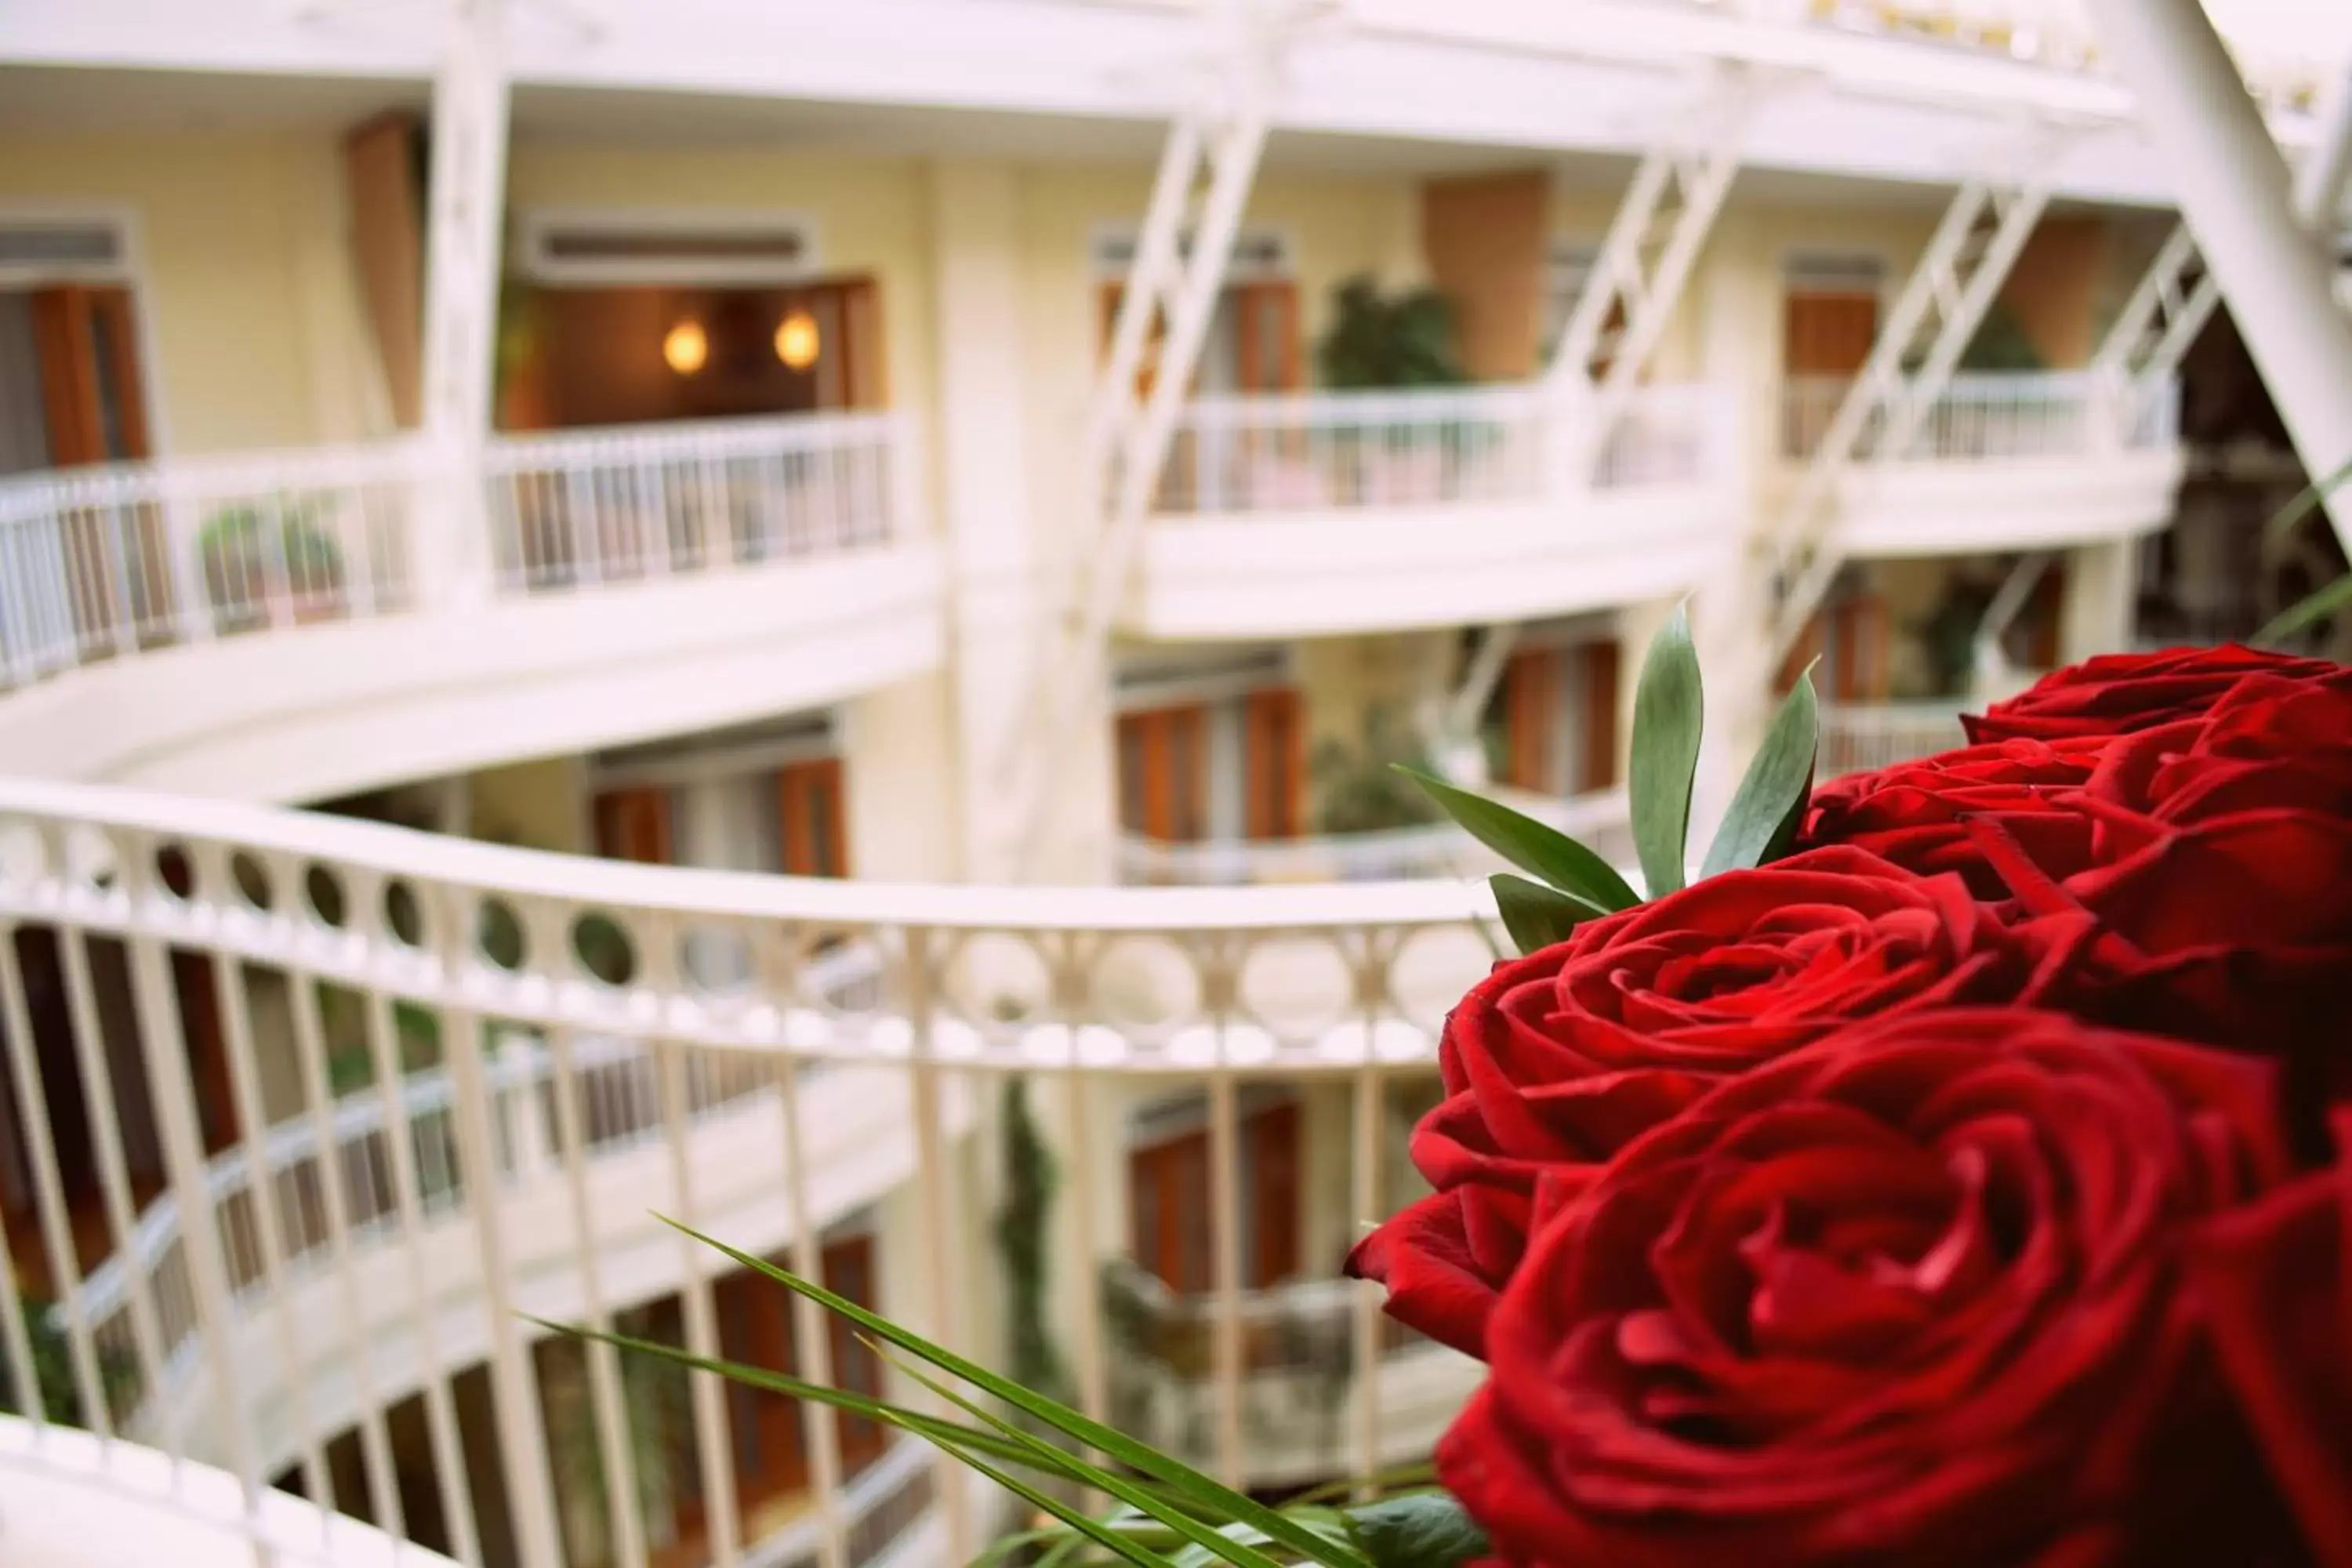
1313,276,1470,505
198,499,346,633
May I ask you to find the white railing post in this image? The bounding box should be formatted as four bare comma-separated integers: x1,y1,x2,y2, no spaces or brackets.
497,1032,552,1179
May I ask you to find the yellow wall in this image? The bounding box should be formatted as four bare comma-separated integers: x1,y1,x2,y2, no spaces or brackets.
470,755,590,854
0,134,387,456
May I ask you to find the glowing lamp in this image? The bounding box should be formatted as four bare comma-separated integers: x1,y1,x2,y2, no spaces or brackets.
774,310,821,371
662,319,709,376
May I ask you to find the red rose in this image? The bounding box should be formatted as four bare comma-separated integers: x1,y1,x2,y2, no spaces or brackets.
1798,732,2110,897
1441,1010,2302,1567
1348,848,2096,1357
2190,1109,2352,1566
1964,644,2339,743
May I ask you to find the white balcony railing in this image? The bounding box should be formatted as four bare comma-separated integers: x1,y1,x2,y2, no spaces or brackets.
1152,383,1731,516
0,441,428,690
1119,788,1634,886
0,412,917,699
1817,699,1969,776
1777,371,2180,464
0,779,1488,1568
481,412,911,595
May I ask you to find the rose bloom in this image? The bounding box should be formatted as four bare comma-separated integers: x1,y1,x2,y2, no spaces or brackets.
2190,1108,2352,1566
1441,1010,2304,1567
1348,848,2096,1357
1964,644,2341,744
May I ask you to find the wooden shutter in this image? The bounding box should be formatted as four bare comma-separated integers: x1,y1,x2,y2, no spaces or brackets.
1129,1129,1213,1293
834,276,886,411
777,757,849,878
1503,648,1561,793
1246,1102,1301,1287
1831,597,1891,702
1243,688,1303,841
822,1234,887,1471
1580,641,1621,791
1783,291,1880,376
1233,281,1301,394
593,788,673,866
715,1265,808,1506
1115,706,1210,843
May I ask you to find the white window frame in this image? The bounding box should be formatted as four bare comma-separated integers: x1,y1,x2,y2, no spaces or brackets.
514,207,823,287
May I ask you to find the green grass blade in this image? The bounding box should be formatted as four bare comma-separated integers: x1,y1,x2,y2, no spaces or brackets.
947,1435,1176,1567
2256,571,2352,648
1700,664,1817,879
1629,602,1703,897
1490,873,1592,955
2263,454,2352,540
877,1343,1290,1568
660,1218,1368,1568
1396,768,1639,911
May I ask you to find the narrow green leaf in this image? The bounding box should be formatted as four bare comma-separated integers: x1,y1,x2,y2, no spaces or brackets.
657,1218,1369,1568
877,1344,1287,1568
2263,454,2352,540
943,1430,1176,1567
1346,1494,1489,1568
1490,873,1592,955
1396,768,1639,912
1629,603,1704,897
1700,666,1817,879
2256,571,2352,648
1168,1512,1355,1568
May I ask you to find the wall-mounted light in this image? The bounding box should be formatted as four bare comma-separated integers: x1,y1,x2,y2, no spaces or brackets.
773,309,821,371
662,319,709,376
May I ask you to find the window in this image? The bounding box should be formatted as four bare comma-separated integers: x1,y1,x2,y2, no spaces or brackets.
1127,1094,1301,1293
517,212,816,286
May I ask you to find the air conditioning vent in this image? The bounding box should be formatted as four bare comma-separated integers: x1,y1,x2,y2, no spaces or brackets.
519,213,816,284
1094,227,1292,281
0,223,125,273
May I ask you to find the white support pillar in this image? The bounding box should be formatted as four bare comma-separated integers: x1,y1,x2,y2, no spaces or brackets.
416,0,511,609
2085,0,2352,554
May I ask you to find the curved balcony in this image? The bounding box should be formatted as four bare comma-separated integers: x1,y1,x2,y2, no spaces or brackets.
1123,384,1737,641
0,778,1493,1566
0,414,941,803
1774,371,2185,559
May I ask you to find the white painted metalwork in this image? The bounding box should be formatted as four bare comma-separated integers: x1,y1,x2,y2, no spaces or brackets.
0,443,426,689
0,778,1487,1566
2090,226,2223,445
1545,68,1755,478
1765,172,2053,660
2085,0,2352,555
480,413,911,593
1777,369,2176,464
1816,699,1970,776
1118,788,1635,886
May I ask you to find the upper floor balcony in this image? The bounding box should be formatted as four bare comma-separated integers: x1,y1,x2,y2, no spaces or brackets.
0,413,942,804
1123,383,1740,640
1772,368,2186,558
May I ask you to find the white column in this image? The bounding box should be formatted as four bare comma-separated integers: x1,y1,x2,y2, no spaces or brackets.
2085,0,2352,551
2059,541,2140,665
929,161,1115,884
416,0,511,608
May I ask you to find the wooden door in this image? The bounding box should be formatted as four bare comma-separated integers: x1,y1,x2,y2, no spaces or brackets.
1783,289,1879,456
31,285,163,648
1116,705,1210,843
1502,648,1561,793
1128,1101,1301,1294
1232,281,1301,394
1579,641,1621,792
593,788,673,866
777,757,849,878
1242,688,1303,841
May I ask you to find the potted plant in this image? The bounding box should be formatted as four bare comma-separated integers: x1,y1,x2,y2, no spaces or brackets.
1312,276,1469,505
198,499,345,632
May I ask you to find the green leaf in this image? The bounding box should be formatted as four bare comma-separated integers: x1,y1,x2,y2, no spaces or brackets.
1490,873,1594,955
1700,665,1817,879
938,1428,1175,1567
1396,767,1639,911
1347,1494,1489,1568
657,1218,1369,1568
2256,571,2352,648
2263,453,2352,541
877,1344,1287,1568
1629,603,1704,898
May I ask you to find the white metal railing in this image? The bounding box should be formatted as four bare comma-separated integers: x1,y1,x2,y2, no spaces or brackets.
0,779,1485,1568
1153,385,1546,514
482,412,910,594
1119,788,1633,886
1817,699,1968,776
1153,383,1734,516
1778,370,2180,463
0,441,427,690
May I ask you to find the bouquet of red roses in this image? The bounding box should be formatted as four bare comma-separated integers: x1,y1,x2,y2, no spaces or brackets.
1356,636,2352,1566
583,633,2352,1568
